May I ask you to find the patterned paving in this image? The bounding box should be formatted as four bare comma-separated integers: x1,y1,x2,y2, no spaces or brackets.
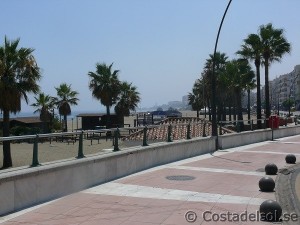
1,135,300,224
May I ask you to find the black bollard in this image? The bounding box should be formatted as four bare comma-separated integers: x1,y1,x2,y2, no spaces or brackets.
285,154,296,164
259,177,275,192
260,200,282,222
265,163,278,175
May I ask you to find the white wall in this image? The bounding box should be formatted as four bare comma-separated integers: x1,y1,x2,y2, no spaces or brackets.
0,136,215,216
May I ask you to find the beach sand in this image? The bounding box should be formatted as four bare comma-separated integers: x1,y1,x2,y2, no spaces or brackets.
0,137,130,169
0,110,256,170
0,115,143,170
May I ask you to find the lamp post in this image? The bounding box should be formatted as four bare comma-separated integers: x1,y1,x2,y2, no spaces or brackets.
211,0,233,138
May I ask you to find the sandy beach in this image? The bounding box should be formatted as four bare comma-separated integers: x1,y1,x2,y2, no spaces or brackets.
0,116,137,169
0,137,131,170
0,110,257,170
0,114,156,169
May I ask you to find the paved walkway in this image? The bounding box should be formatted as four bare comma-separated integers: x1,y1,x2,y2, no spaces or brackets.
1,135,300,224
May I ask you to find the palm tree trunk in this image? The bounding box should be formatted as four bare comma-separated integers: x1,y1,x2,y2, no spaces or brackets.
236,90,244,131
106,105,111,128
247,89,251,124
2,109,12,168
256,63,262,129
264,60,270,120
50,108,54,131
233,105,237,122
64,114,68,132
222,104,226,122
217,103,222,122
208,100,211,121
49,115,53,131
229,105,232,121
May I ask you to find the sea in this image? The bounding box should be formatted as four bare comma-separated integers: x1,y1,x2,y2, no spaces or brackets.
1,110,105,119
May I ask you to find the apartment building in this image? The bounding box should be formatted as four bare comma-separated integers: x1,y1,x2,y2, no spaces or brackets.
265,65,300,110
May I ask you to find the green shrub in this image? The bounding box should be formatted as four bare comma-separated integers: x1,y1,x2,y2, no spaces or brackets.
51,116,62,131
10,126,30,136
10,126,41,136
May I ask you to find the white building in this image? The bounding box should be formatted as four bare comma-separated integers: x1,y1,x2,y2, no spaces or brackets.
268,65,300,110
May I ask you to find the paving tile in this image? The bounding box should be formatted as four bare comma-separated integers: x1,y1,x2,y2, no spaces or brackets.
39,214,90,225
33,204,78,215
80,217,124,225
127,211,172,224
183,151,288,172
116,168,266,198
3,136,299,225
121,221,160,225
245,141,300,154
1,222,39,225
9,212,56,224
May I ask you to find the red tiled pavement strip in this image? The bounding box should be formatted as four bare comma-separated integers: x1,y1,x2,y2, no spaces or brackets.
1,135,300,225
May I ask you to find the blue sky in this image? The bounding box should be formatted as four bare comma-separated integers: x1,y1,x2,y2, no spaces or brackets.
1,0,300,113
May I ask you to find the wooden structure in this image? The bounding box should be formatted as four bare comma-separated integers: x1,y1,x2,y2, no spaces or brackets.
0,117,44,129
76,113,124,130
0,117,47,134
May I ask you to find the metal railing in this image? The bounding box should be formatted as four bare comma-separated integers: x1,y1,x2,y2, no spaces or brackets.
0,122,210,169
0,117,295,169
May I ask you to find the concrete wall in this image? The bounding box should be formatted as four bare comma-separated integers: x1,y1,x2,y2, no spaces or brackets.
218,125,300,149
1,125,300,216
0,136,216,216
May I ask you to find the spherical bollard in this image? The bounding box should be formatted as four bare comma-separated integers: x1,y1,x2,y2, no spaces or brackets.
259,177,275,192
265,163,278,175
285,154,296,164
260,200,282,222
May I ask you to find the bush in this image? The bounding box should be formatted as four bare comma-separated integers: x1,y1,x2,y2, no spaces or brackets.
10,126,31,136
51,116,62,131
10,126,41,136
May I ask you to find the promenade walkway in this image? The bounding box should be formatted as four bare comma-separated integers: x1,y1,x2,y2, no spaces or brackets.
1,135,300,224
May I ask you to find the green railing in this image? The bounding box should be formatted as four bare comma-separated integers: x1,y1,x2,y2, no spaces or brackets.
2,117,294,170
0,122,207,169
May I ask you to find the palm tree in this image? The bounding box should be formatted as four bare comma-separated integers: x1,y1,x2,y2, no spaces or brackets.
54,83,79,132
0,37,41,168
200,70,211,119
259,23,291,118
114,81,140,118
245,75,256,124
221,59,255,130
205,52,228,121
88,63,121,128
31,92,54,132
188,79,203,118
31,93,53,120
205,52,228,72
237,34,263,128
218,61,239,122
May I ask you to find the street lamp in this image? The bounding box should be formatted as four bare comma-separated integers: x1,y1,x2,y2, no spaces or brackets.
211,0,233,138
